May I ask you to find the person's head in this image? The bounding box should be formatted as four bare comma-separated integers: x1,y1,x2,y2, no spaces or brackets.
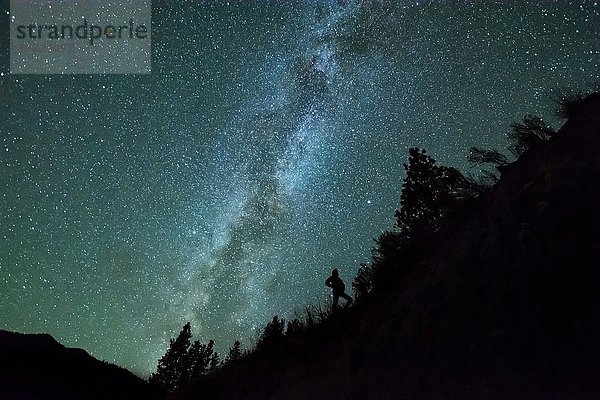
332,268,339,276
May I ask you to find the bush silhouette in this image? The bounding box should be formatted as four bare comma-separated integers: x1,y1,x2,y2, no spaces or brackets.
508,115,555,156
554,90,590,119
468,147,509,169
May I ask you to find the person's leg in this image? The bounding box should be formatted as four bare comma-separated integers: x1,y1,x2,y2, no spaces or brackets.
332,294,339,308
341,292,353,307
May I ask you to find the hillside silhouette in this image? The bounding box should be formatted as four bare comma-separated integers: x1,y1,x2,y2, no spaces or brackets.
0,330,164,400
170,91,600,400
2,92,598,400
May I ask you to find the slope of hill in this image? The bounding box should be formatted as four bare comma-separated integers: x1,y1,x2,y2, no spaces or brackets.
0,330,164,400
174,93,600,400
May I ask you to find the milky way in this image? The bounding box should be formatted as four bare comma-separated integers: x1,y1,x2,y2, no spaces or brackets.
1,0,599,376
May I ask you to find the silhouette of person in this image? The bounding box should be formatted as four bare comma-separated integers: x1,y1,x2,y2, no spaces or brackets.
325,268,353,309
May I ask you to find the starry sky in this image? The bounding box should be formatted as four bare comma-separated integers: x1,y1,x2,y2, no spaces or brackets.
1,0,599,377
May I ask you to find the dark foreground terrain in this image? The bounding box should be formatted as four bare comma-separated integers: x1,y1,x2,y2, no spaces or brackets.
2,94,599,400
174,94,600,400
0,330,163,400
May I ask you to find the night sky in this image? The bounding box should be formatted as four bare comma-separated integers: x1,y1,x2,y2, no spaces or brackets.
1,0,598,376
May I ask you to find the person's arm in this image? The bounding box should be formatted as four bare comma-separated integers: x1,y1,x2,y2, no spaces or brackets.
325,276,332,287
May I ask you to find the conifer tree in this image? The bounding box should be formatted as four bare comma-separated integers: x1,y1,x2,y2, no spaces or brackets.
209,352,220,372
188,339,215,382
395,148,463,235
257,316,285,350
186,341,204,384
226,340,242,363
352,262,374,300
149,322,192,393
286,318,303,335
150,323,220,392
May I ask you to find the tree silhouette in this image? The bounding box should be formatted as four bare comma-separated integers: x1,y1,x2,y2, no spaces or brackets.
150,323,219,393
395,148,464,235
209,352,220,373
257,316,285,350
553,90,590,119
466,147,510,187
149,322,192,393
187,339,216,385
467,147,509,169
466,115,554,188
226,340,243,364
286,318,303,335
508,115,555,156
359,148,477,293
352,262,374,301
462,171,499,196
368,230,415,290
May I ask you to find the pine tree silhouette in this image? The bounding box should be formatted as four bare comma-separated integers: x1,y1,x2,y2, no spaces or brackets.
188,339,216,383
286,318,303,335
149,323,220,392
209,352,220,372
149,322,192,393
257,316,285,350
352,262,374,301
226,340,242,364
361,148,473,292
395,148,463,235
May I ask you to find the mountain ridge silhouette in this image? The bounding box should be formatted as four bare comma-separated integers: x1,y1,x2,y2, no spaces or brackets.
172,92,600,400
0,329,164,400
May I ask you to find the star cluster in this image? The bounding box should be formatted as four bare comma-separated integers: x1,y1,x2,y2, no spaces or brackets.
1,0,598,376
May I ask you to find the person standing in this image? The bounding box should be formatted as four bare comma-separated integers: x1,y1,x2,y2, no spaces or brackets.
325,268,353,309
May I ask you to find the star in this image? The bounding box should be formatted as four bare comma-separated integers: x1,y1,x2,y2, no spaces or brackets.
1,0,598,377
